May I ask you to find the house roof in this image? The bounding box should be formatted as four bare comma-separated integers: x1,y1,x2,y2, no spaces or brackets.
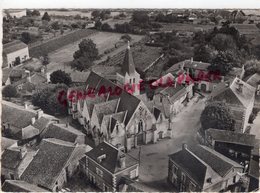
169,145,242,187
32,116,53,133
2,147,25,169
210,77,256,108
43,123,85,143
3,40,28,55
120,44,136,76
70,70,90,83
2,100,37,129
2,68,12,83
206,128,256,147
16,125,39,140
20,138,78,190
84,71,142,127
86,141,138,173
246,73,260,88
1,137,17,151
248,158,259,179
166,59,211,74
2,180,47,192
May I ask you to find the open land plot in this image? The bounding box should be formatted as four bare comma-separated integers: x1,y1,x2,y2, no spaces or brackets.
47,31,143,73
128,96,205,191
159,22,214,32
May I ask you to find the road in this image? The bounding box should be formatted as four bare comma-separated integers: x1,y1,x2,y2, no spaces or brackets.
128,95,206,191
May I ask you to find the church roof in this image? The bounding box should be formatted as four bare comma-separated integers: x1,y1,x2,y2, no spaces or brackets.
121,43,136,76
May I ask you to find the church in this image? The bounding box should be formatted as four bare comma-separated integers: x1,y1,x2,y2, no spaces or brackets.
67,43,173,151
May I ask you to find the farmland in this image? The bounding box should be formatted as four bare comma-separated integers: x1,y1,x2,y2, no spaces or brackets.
159,22,214,32
46,31,143,72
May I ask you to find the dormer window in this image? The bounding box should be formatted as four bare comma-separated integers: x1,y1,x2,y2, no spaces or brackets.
207,178,212,183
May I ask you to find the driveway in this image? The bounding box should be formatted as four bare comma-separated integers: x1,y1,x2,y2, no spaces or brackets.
128,96,206,191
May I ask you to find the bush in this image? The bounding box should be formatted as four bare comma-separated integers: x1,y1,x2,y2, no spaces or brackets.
2,85,17,98
50,70,72,85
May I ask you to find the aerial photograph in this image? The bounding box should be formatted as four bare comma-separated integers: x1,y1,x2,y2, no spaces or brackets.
1,1,260,192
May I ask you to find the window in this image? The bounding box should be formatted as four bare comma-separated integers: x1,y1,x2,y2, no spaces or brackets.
116,124,119,133
129,79,132,84
10,174,14,180
103,183,108,191
138,120,143,133
96,167,103,177
233,176,236,183
160,96,163,103
133,78,135,83
181,173,186,183
173,164,178,174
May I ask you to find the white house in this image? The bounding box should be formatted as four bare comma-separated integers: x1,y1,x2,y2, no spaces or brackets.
3,40,29,68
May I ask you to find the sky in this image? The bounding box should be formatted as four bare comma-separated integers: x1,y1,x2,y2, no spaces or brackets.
1,0,260,9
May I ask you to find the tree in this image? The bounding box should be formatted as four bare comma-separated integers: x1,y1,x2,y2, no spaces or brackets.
94,20,102,30
71,56,92,71
42,54,49,65
200,102,235,131
101,23,112,31
121,34,132,42
2,85,17,99
244,59,260,76
193,44,212,63
20,32,31,44
42,12,51,21
32,84,68,115
132,11,149,24
210,33,237,51
26,9,32,16
209,51,235,76
51,21,60,30
50,70,72,85
31,10,40,16
73,39,99,61
91,10,101,18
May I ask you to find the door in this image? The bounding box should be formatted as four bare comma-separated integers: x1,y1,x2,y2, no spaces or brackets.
200,83,207,92
137,133,143,145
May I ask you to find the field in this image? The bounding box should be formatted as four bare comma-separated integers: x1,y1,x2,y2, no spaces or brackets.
29,29,97,57
46,31,143,73
159,22,214,32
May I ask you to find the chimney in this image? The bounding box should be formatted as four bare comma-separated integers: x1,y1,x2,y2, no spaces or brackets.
31,117,36,125
46,72,51,83
118,153,126,169
37,110,43,119
19,146,27,159
190,57,193,63
225,82,230,87
65,123,69,128
24,103,28,109
25,70,31,83
182,143,188,150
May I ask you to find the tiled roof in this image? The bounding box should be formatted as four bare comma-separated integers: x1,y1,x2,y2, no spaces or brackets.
93,99,119,124
2,68,12,83
210,77,256,108
43,123,85,143
86,141,138,173
2,100,37,129
169,145,243,187
166,59,211,74
2,147,25,169
32,117,53,133
206,128,256,147
3,40,28,55
70,70,90,83
191,145,242,177
246,73,260,88
84,71,142,127
2,180,47,192
248,157,259,179
20,138,77,190
1,137,17,151
9,69,27,78
169,147,208,187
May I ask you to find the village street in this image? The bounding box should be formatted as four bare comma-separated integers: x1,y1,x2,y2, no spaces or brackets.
129,95,206,191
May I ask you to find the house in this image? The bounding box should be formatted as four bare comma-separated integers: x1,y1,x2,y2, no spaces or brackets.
20,138,91,191
68,69,172,151
230,10,246,23
208,77,256,133
166,58,222,92
3,40,29,68
79,141,139,191
2,68,12,86
2,180,47,192
246,73,260,109
168,144,244,192
4,10,27,18
42,123,86,144
205,128,257,164
153,78,193,119
2,100,58,140
1,146,36,180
